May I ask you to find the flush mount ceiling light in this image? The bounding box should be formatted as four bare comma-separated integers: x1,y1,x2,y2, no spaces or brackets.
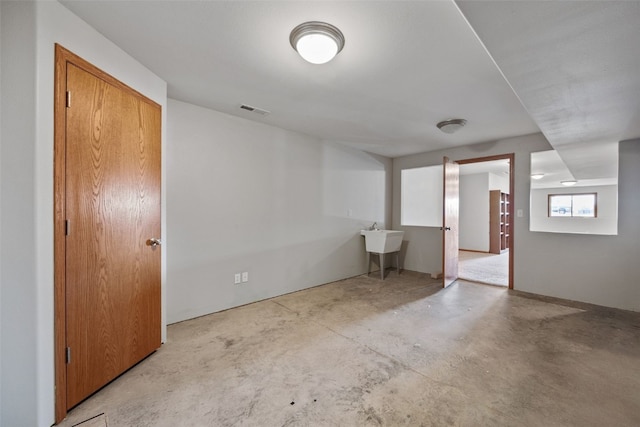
531,173,545,180
561,180,578,186
436,119,467,134
290,21,345,64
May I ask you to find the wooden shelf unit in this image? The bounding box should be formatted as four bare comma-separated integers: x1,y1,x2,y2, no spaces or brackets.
490,190,510,254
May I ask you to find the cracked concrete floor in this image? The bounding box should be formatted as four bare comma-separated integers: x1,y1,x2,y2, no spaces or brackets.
58,272,640,426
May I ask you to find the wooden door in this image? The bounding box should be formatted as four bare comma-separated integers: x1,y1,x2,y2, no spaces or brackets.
442,157,459,288
56,46,161,412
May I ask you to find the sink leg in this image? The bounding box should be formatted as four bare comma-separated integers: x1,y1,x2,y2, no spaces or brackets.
396,252,400,275
380,253,385,280
367,252,371,277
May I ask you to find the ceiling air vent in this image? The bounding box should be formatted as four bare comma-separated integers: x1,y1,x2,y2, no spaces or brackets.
240,104,270,116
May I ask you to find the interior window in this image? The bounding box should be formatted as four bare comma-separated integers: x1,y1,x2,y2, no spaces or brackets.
530,147,617,235
401,165,442,227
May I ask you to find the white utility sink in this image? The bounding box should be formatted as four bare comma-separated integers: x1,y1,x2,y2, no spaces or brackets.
360,229,404,254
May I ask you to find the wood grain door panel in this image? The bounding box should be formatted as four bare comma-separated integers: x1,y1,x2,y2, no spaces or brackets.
65,63,161,408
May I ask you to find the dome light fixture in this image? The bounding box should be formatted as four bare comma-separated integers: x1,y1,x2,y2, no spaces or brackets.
561,180,578,186
290,21,345,64
531,173,545,180
437,118,467,134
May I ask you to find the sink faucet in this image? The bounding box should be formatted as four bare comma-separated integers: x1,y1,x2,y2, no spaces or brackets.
369,222,378,231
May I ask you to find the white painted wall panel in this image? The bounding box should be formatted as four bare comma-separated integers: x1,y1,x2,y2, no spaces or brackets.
459,173,490,252
393,134,640,312
166,99,391,323
518,141,639,311
488,172,509,193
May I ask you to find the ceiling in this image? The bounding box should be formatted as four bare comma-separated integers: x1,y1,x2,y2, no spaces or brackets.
60,0,639,179
457,0,639,181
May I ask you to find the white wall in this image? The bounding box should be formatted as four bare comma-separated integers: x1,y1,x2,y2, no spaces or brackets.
459,171,510,252
166,99,392,323
489,172,509,194
0,2,4,422
519,141,639,310
393,134,546,275
459,173,490,251
0,1,167,425
530,185,617,235
1,3,38,425
393,133,640,312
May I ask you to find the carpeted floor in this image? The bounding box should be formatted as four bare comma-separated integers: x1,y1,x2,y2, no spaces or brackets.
458,249,509,286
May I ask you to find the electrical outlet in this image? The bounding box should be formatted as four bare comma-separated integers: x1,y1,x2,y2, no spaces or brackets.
234,273,241,284
242,272,249,283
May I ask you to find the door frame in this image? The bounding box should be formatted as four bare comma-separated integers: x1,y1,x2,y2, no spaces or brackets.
456,153,515,289
53,44,162,423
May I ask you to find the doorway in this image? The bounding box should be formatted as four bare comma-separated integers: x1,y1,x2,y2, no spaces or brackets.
54,45,162,422
456,154,514,289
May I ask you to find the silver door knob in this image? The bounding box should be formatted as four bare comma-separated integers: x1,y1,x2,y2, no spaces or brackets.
147,238,162,247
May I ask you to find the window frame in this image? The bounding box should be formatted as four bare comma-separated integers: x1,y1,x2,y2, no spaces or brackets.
548,192,598,218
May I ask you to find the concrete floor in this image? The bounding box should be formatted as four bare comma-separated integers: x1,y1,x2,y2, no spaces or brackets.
59,272,640,427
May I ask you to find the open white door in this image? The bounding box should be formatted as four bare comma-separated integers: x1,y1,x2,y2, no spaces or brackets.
443,157,459,288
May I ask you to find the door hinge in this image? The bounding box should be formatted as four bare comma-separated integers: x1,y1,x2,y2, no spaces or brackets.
66,91,71,108
65,347,71,364
65,219,70,236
